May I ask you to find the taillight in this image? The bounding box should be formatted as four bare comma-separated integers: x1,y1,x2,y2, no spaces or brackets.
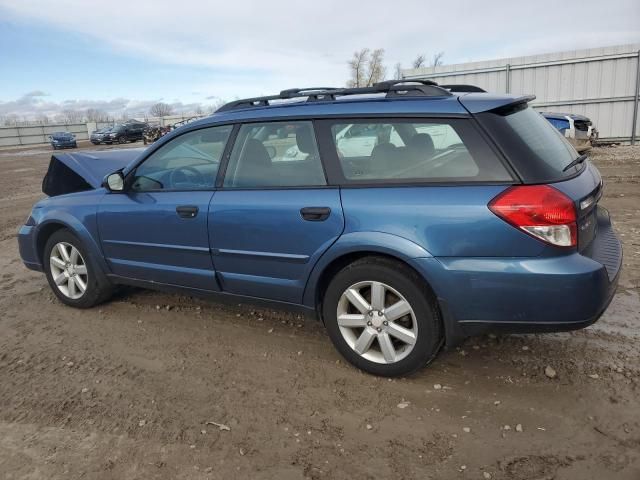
488,185,577,247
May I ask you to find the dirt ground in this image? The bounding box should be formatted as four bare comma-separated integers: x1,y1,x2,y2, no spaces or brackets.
0,142,638,480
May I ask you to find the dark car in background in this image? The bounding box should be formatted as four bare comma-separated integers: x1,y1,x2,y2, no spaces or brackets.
104,121,148,144
542,112,598,152
90,127,113,145
49,132,77,150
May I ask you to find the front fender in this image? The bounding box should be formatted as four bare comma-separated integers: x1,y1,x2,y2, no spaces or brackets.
34,210,109,275
301,231,433,307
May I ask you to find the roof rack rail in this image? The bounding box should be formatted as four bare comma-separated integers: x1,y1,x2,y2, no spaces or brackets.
216,80,453,113
438,84,486,93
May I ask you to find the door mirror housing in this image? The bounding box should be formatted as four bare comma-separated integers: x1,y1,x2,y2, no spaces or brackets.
104,171,125,192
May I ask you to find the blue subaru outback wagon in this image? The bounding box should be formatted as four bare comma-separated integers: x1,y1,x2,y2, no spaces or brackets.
18,81,622,376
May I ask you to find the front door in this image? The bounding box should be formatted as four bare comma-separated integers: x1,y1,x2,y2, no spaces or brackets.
97,124,233,290
209,121,344,303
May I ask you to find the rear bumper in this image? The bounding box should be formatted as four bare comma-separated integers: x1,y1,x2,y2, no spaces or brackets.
413,208,622,343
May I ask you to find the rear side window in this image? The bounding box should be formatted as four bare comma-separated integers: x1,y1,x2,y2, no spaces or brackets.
223,121,326,188
478,104,581,182
326,119,512,183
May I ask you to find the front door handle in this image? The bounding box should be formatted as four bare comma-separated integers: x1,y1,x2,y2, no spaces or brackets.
300,206,331,221
176,205,199,218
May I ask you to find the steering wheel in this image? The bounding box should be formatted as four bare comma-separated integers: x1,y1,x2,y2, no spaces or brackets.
169,165,206,188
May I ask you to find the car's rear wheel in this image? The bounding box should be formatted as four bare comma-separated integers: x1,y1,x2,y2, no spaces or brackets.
323,257,443,377
44,229,113,308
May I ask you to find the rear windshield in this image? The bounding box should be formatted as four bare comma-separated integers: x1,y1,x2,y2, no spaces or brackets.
478,104,582,182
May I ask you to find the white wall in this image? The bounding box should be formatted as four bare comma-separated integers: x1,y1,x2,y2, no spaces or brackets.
403,44,640,142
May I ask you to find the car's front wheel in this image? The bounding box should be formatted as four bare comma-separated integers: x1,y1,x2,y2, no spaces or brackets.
323,257,443,377
44,229,113,308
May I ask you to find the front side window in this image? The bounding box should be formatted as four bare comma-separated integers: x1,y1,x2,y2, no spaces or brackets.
223,121,326,188
328,120,511,183
131,125,232,191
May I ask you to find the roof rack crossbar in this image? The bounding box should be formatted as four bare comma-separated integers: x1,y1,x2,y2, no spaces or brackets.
216,80,453,112
439,84,487,93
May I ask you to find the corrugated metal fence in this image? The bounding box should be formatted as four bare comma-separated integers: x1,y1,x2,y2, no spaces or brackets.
402,43,640,143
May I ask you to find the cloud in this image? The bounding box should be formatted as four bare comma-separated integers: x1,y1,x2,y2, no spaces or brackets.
0,94,210,120
24,90,49,98
2,0,638,79
0,0,638,119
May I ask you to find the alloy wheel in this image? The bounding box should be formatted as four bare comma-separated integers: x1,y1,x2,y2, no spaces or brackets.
336,281,418,364
49,242,88,300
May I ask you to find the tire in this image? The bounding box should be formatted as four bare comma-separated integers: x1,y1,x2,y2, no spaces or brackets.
323,257,443,377
43,229,113,308
118,136,127,144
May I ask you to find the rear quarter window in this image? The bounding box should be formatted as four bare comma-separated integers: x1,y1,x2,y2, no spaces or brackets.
322,119,513,184
477,104,582,182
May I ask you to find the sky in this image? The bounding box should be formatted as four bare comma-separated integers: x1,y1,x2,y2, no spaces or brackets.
1,0,639,120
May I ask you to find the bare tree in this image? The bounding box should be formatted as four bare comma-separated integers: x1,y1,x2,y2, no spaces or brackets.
36,114,50,125
347,48,370,88
86,108,108,122
194,105,204,116
149,102,173,117
431,51,445,67
412,54,426,69
61,109,83,123
394,62,403,80
365,49,386,86
3,114,19,126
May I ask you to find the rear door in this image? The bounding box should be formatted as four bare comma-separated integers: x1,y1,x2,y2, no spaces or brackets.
209,120,344,303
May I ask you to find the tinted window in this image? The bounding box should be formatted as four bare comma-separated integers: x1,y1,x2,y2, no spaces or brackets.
328,120,511,182
223,121,326,188
478,104,581,182
132,125,232,191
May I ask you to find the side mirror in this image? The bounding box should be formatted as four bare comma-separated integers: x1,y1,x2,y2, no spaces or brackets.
104,171,125,192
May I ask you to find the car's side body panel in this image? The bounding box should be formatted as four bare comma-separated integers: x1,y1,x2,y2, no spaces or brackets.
209,188,344,303
338,186,546,258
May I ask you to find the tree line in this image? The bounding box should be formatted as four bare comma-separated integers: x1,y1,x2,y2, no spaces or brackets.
347,48,444,88
0,102,221,127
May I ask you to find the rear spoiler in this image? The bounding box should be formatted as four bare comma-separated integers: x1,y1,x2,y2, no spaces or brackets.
459,94,536,114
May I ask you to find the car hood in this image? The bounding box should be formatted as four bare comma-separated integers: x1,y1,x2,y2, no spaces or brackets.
43,148,145,196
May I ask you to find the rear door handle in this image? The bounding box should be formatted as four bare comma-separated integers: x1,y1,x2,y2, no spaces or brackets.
176,205,199,218
300,207,331,221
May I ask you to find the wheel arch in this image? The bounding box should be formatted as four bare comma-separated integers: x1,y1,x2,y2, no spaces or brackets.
303,231,438,318
34,214,109,274
36,221,67,265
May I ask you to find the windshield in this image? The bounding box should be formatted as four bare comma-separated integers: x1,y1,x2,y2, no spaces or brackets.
478,104,582,183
